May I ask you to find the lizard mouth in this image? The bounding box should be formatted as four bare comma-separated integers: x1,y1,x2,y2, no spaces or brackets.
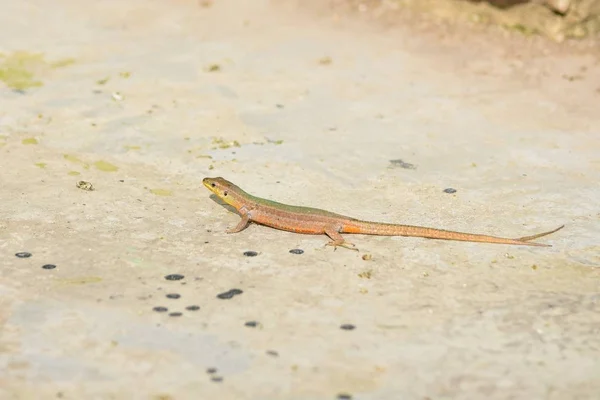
202,178,223,197
202,178,214,190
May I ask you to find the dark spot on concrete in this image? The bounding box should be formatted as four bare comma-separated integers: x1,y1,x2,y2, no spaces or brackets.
164,274,184,281
389,159,416,170
266,350,279,357
340,324,356,330
166,293,181,299
289,248,304,254
443,188,457,194
15,252,32,258
244,321,259,328
243,251,258,257
217,289,243,299
337,393,353,400
211,376,223,382
42,264,56,270
153,306,168,313
186,305,200,311
169,312,183,317
206,367,217,374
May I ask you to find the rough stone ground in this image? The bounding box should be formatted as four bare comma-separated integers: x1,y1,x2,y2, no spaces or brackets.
1,1,599,399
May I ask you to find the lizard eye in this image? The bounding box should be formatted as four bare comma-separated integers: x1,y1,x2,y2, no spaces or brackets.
211,183,216,187
223,191,228,196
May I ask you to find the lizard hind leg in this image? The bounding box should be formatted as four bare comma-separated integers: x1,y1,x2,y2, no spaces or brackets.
324,226,359,251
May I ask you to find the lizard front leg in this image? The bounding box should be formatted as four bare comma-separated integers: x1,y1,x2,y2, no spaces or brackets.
226,207,252,234
324,225,358,251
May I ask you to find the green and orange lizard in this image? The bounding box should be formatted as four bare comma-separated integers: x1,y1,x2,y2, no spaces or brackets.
203,177,563,250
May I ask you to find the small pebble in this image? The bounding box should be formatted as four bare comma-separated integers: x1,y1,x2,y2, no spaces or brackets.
206,367,218,374
166,293,181,299
244,321,259,328
164,274,185,281
337,393,353,400
243,251,258,257
289,249,304,255
443,188,457,194
76,181,95,191
153,306,168,313
42,264,56,270
216,288,243,299
15,252,32,258
186,305,200,311
168,312,183,317
340,324,356,331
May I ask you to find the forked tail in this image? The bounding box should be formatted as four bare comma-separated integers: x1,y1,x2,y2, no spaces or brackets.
342,222,564,247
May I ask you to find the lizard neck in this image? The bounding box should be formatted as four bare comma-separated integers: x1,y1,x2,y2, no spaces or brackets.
218,183,256,211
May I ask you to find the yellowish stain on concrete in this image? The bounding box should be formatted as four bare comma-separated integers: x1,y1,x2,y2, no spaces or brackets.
124,145,141,151
93,160,118,172
0,51,75,90
64,154,84,164
34,162,47,168
150,189,173,196
64,154,91,170
67,171,81,176
57,276,103,285
22,138,38,145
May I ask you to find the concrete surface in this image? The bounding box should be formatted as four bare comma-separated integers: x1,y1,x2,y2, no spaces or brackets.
1,1,599,399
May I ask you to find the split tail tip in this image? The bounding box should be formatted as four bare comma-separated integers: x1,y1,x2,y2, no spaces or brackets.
517,224,565,247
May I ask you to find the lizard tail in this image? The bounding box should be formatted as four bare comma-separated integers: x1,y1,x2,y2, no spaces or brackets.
516,225,565,243
343,222,564,247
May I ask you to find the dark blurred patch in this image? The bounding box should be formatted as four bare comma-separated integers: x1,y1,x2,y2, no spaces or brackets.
389,159,416,170
467,0,529,9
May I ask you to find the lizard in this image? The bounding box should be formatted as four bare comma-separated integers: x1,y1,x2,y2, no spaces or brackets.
202,177,563,250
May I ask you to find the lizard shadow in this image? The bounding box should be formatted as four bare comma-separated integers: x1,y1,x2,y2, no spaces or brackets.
208,194,240,216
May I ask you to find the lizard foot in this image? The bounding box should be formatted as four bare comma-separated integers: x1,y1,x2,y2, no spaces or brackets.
325,240,359,252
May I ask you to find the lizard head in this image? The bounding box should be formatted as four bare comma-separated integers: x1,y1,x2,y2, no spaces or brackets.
203,177,242,208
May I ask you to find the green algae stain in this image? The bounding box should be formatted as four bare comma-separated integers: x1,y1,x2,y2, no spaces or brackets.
93,160,118,172
64,154,83,163
0,51,75,91
67,170,81,176
150,189,173,196
212,137,241,149
50,58,76,68
0,52,45,90
34,162,47,169
22,138,38,145
507,23,538,36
